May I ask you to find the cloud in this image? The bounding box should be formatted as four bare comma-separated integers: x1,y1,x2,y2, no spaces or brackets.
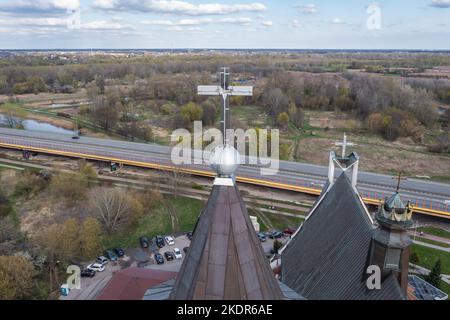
429,0,450,8
82,20,135,30
92,0,266,16
0,0,80,14
141,17,252,26
297,4,317,14
331,18,345,24
261,20,272,27
292,19,301,28
220,17,252,26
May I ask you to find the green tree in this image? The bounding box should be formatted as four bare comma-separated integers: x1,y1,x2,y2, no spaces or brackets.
0,256,36,300
425,259,442,288
81,218,103,260
50,172,88,202
409,252,420,264
273,239,283,254
181,102,203,123
277,112,290,131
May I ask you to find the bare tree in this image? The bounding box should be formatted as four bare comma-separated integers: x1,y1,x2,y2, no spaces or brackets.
89,188,132,234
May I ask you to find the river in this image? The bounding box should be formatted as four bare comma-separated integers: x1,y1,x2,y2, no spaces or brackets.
0,113,76,135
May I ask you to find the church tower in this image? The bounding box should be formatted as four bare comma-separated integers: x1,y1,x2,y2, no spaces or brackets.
370,189,413,297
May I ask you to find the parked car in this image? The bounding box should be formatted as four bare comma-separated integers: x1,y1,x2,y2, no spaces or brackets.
81,269,96,278
257,232,267,242
154,253,164,264
104,250,118,261
155,235,165,248
114,248,125,258
283,227,297,235
96,256,109,265
186,231,193,240
164,251,175,261
173,248,182,259
140,236,150,249
269,231,284,239
183,247,189,254
87,263,105,272
165,236,175,246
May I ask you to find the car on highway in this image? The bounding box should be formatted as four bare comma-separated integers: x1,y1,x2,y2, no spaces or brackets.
140,236,150,249
114,248,125,258
154,253,164,264
186,231,193,240
104,250,118,262
164,251,175,261
81,269,96,278
269,231,284,239
87,263,105,272
173,248,182,259
96,256,109,265
165,236,175,246
257,232,267,242
155,235,165,248
71,135,80,140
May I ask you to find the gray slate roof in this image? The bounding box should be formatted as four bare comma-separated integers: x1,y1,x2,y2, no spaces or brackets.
169,182,284,300
281,173,405,300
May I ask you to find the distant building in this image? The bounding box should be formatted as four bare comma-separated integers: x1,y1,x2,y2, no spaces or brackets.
280,143,413,300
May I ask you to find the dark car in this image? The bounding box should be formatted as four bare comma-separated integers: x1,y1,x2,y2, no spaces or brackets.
81,269,96,278
114,248,125,258
154,253,164,264
71,136,80,140
183,247,189,253
257,232,267,242
104,250,118,261
269,231,284,239
186,231,193,240
155,235,165,248
140,236,150,249
283,227,297,235
164,251,175,261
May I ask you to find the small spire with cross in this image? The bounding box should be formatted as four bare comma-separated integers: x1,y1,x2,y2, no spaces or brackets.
198,67,253,146
335,133,356,158
392,171,407,193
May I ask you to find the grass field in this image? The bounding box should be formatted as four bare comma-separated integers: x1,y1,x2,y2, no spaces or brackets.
410,244,450,275
102,196,203,249
418,227,450,239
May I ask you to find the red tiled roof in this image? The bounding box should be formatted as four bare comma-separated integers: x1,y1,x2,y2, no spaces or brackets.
96,267,177,300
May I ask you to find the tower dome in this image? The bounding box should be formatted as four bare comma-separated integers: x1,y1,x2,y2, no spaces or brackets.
209,144,240,177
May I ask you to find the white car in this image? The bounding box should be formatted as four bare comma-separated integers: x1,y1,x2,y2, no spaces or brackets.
87,263,105,272
165,236,175,246
173,248,182,259
96,256,108,265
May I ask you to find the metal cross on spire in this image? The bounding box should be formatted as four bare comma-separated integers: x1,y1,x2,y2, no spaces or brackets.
335,133,356,157
198,67,253,145
392,171,407,193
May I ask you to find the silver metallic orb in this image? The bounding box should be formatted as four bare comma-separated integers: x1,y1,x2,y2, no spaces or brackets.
210,144,241,176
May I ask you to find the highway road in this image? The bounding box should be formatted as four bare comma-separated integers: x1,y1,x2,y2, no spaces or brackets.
0,127,449,216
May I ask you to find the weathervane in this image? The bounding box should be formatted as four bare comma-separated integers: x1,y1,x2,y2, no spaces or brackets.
198,67,253,145
335,133,355,157
392,172,407,193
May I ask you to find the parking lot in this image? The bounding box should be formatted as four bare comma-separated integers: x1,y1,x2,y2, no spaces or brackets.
59,230,289,300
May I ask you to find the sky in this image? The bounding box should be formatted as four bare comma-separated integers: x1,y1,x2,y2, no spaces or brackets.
0,0,448,49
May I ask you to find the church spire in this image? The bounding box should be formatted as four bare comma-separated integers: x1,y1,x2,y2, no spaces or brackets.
169,68,283,300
